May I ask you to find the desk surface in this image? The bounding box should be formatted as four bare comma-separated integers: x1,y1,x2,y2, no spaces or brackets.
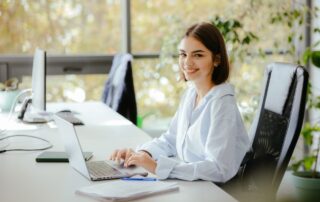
0,102,237,202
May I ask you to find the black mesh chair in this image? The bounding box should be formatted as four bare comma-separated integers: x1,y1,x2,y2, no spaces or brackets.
102,54,137,125
223,62,308,202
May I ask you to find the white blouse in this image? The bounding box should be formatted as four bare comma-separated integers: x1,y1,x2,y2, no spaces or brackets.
136,83,250,183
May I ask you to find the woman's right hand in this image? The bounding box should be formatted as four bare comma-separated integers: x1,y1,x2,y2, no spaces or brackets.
109,148,135,165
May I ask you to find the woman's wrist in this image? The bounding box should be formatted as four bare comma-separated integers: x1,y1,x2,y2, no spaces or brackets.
149,161,157,174
139,150,152,158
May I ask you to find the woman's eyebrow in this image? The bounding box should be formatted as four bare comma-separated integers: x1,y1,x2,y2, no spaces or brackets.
179,49,206,53
192,50,205,53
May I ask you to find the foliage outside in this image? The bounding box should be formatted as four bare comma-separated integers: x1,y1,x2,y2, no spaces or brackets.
290,83,320,177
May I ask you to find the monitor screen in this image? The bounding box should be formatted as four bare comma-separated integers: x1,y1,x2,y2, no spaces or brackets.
31,48,46,112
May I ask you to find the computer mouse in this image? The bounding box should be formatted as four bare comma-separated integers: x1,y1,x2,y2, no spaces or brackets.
58,109,72,113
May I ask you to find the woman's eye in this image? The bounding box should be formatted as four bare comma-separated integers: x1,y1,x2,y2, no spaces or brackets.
194,54,203,58
179,53,186,57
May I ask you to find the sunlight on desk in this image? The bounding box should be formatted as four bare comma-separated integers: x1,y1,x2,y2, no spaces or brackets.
0,116,38,131
0,102,238,202
47,121,56,128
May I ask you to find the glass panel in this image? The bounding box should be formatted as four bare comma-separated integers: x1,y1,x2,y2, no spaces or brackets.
133,52,294,129
230,53,294,129
131,0,290,53
17,51,293,130
0,0,121,54
131,0,294,129
132,58,185,118
19,74,106,103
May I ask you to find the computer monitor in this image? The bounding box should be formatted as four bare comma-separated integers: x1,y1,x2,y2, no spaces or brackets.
31,48,46,112
22,48,49,123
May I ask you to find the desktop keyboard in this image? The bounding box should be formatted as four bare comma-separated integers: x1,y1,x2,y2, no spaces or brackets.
55,111,84,125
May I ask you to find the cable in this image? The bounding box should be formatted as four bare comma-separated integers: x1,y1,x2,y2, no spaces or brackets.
0,139,10,150
0,89,32,136
0,90,52,153
0,134,53,153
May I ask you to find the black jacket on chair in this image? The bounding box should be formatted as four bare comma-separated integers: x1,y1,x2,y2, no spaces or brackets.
102,54,137,125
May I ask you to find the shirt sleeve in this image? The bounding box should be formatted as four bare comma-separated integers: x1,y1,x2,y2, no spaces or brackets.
135,111,178,160
135,89,191,159
155,97,249,183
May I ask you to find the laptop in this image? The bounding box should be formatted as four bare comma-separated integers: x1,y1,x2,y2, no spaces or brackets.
53,114,147,181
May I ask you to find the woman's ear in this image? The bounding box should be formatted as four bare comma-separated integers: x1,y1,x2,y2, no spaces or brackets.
214,54,221,67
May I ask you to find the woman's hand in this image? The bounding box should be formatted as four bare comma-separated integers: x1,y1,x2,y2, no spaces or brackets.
109,148,157,174
125,151,157,174
109,148,135,164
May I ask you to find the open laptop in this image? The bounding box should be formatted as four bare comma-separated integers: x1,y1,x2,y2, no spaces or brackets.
53,114,147,181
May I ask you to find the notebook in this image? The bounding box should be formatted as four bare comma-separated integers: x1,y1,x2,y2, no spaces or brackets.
76,180,179,201
53,114,147,181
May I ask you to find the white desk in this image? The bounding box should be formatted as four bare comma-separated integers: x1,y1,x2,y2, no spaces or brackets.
0,102,237,202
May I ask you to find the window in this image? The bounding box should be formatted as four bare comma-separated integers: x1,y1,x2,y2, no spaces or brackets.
0,0,295,129
0,0,119,106
0,0,121,54
131,0,293,128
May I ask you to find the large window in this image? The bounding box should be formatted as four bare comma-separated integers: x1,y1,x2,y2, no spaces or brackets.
0,0,295,129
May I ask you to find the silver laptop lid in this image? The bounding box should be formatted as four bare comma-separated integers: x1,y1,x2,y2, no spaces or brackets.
53,114,91,179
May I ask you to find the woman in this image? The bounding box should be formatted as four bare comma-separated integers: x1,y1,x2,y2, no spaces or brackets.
110,22,249,183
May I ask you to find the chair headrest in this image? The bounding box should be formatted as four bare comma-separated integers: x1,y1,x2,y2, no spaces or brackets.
264,62,297,114
111,53,133,86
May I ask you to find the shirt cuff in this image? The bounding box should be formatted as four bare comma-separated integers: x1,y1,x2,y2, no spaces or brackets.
155,156,178,179
135,141,161,160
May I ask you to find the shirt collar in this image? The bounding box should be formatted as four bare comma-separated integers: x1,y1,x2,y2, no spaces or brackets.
189,82,235,103
205,82,235,101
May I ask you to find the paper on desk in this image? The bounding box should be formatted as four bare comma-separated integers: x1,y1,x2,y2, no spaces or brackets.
76,180,179,201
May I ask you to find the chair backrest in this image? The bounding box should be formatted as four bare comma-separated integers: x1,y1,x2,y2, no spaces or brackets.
102,53,137,125
239,62,308,199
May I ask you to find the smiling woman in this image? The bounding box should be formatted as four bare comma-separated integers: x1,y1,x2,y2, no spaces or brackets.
178,22,230,108
109,22,250,183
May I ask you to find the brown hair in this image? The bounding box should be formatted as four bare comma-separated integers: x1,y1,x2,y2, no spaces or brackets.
182,22,229,84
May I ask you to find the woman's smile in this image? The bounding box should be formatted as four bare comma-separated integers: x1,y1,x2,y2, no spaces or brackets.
183,67,199,74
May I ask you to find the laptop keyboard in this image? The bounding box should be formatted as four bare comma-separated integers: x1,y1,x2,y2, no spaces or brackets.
87,161,122,178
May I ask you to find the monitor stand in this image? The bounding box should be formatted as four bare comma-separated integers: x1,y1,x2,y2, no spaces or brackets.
23,111,52,123
21,102,52,123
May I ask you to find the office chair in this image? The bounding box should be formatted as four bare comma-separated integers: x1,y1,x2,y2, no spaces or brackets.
102,53,137,125
223,62,308,202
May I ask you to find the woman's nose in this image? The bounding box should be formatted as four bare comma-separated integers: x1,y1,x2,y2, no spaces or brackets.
184,55,194,67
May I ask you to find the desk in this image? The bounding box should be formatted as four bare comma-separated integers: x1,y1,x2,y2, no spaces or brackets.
0,102,237,202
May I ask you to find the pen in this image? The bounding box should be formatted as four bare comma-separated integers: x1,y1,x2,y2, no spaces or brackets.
121,177,158,181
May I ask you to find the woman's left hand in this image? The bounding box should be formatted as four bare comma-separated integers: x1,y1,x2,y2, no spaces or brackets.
125,151,157,174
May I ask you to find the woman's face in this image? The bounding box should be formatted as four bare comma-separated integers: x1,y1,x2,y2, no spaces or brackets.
178,36,215,84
